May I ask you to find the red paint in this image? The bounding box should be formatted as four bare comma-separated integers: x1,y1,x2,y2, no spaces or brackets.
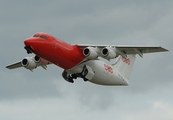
122,57,130,65
104,64,113,73
24,32,85,69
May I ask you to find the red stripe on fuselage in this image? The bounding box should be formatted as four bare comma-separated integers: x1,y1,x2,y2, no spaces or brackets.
25,32,85,69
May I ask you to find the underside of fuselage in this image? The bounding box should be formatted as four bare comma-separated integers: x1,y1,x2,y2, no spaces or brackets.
65,60,128,86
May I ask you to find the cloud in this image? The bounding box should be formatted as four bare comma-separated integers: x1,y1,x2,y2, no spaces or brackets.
120,101,173,120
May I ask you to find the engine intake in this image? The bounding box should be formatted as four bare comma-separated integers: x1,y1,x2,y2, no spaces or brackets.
21,57,37,70
83,47,98,59
34,55,41,63
101,47,117,59
34,55,49,66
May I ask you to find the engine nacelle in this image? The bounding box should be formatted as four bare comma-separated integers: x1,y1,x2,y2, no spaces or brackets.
21,57,37,70
34,55,49,65
34,55,41,63
83,47,98,59
101,47,117,59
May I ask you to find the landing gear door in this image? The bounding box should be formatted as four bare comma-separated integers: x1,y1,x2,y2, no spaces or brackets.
85,65,95,81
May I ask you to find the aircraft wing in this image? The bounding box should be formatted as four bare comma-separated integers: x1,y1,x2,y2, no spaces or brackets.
77,44,168,57
6,56,51,70
6,61,22,69
115,46,168,53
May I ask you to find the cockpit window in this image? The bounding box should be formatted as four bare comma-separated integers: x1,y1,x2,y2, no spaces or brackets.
33,34,48,40
33,34,40,37
40,35,48,40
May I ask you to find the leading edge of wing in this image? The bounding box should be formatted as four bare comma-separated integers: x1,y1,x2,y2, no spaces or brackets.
6,61,22,69
77,44,107,48
116,45,168,51
77,44,169,52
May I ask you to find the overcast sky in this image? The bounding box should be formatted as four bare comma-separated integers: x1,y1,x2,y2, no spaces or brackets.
1,0,173,120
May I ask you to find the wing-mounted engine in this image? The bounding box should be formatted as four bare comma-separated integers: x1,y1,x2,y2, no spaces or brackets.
101,46,117,60
83,46,123,60
21,57,37,71
6,55,50,71
20,56,50,71
83,47,99,59
34,55,50,69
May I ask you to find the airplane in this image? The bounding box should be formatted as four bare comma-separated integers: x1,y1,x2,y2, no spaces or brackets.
6,32,168,86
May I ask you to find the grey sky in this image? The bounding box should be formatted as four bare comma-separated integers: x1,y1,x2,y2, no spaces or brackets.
1,0,173,120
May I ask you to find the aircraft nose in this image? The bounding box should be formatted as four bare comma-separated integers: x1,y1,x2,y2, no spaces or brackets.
24,38,41,54
24,38,40,46
24,39,32,46
24,39,35,54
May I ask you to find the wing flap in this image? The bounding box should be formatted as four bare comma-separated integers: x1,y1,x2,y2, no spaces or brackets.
6,61,22,69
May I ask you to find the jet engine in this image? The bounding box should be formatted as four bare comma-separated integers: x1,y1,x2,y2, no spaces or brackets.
83,47,98,59
21,57,37,70
34,55,41,63
34,55,49,65
21,56,49,71
101,47,117,59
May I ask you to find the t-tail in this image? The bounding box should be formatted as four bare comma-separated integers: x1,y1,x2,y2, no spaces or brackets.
112,54,136,85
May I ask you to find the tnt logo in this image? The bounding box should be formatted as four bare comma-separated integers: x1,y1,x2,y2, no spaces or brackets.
122,57,130,65
104,64,113,73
